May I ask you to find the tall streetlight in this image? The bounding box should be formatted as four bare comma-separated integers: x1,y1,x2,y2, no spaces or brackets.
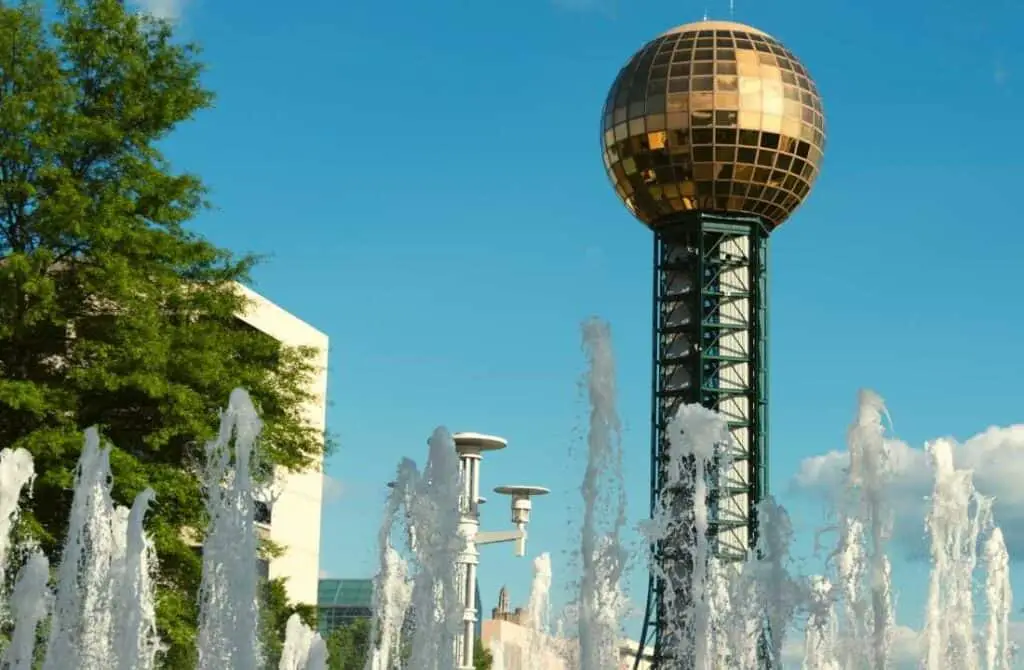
452,432,548,670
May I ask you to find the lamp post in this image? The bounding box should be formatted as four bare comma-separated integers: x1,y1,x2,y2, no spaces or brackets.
452,432,548,670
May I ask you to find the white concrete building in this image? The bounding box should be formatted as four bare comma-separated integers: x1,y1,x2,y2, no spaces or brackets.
481,618,567,670
235,284,328,607
481,614,652,670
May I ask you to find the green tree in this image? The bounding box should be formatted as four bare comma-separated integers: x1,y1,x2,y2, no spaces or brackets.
473,637,493,670
325,617,372,670
0,0,326,666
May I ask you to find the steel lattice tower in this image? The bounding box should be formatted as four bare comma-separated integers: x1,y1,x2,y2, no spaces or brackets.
598,20,826,668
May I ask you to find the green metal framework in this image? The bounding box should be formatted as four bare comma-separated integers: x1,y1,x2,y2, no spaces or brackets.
633,211,771,668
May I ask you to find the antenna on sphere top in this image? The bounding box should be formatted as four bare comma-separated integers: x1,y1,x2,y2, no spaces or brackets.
730,0,735,18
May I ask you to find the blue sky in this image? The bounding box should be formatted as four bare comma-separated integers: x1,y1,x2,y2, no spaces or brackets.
141,0,1024,655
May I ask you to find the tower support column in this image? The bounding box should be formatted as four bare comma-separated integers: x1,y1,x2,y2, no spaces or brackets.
643,211,770,667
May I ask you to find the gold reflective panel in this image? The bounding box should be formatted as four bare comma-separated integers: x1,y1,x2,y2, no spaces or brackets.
600,20,826,230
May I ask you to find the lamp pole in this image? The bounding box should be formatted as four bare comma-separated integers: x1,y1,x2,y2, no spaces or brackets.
451,432,548,670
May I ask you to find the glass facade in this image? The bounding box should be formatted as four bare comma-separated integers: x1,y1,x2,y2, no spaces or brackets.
318,579,374,636
317,577,483,638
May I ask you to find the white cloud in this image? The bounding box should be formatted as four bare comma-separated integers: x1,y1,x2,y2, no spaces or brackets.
131,0,189,22
781,621,1024,668
792,424,1024,559
781,623,918,668
322,473,345,503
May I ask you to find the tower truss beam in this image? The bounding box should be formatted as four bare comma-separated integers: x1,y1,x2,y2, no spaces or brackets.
636,211,770,668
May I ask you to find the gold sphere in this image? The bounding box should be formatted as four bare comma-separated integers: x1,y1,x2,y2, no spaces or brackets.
601,20,825,230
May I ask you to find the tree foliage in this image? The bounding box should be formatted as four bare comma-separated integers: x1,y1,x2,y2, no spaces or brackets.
324,617,371,670
0,0,327,666
318,619,491,670
474,637,493,670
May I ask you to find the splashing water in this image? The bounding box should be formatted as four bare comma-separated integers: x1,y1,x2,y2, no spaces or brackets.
111,488,161,670
707,557,738,667
305,642,329,670
577,318,628,670
801,391,1013,670
641,403,728,668
524,553,564,668
0,428,162,670
1,353,1021,670
637,404,804,670
197,388,264,670
754,497,802,667
43,428,129,670
0,388,315,669
922,438,993,670
408,428,464,670
279,613,328,670
365,457,419,670
1,550,50,669
527,553,553,633
365,543,413,670
623,389,1017,670
830,390,895,669
983,528,1012,670
802,576,839,670
0,448,34,589
368,429,464,670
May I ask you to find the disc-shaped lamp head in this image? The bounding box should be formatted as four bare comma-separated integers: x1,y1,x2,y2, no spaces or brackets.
494,485,550,525
453,432,508,454
493,485,551,497
601,20,825,230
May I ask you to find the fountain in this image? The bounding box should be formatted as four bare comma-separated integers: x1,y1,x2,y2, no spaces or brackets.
802,576,839,670
641,403,730,668
365,430,464,670
576,318,628,670
0,448,33,589
0,389,328,670
984,529,1012,669
364,543,413,670
0,326,1019,670
39,427,156,670
197,388,264,670
482,320,1016,670
279,614,328,670
525,553,554,666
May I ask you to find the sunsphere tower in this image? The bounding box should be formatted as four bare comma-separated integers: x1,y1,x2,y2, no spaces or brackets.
600,20,825,666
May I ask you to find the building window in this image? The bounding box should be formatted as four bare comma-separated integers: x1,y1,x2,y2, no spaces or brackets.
254,500,272,525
